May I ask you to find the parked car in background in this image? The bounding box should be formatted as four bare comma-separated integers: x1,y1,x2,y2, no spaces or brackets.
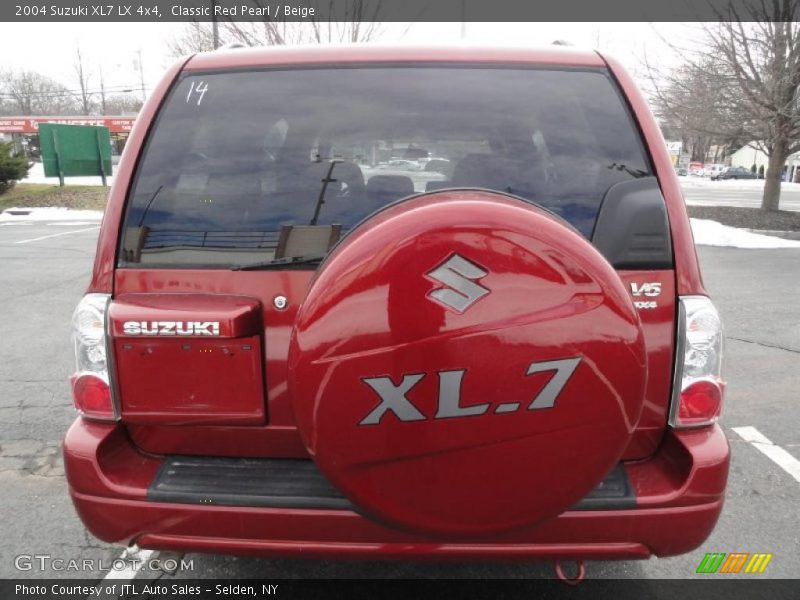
675,166,688,176
377,159,423,171
688,163,705,176
712,166,757,180
702,164,726,178
423,158,452,175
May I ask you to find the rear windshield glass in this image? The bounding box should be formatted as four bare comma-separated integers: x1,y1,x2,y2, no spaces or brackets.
120,66,651,267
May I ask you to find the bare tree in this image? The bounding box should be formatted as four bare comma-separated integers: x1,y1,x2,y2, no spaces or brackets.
0,70,10,116
168,22,218,56
649,59,740,162
103,93,144,115
98,66,107,115
650,4,800,210
706,5,800,209
168,0,385,58
1,70,79,115
74,46,94,115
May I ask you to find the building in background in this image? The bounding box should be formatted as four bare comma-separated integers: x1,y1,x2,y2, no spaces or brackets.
0,116,135,162
729,143,800,182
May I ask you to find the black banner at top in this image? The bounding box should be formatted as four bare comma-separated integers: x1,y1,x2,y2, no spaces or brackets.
2,0,797,23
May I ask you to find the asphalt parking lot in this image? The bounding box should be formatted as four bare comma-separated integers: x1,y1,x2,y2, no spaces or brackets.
681,178,800,211
0,200,798,584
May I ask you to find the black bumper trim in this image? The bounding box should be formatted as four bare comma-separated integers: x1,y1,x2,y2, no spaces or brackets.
147,455,352,510
570,464,637,510
147,456,636,511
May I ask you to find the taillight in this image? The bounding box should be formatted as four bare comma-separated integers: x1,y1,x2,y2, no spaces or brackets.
70,373,114,419
70,293,117,421
669,296,725,429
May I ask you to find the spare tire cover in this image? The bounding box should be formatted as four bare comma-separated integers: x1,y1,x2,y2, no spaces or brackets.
289,190,646,536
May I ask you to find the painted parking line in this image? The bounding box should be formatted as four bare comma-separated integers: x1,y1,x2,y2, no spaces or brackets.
733,426,800,483
14,226,100,244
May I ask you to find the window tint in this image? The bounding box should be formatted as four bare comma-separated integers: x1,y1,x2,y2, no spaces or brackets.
120,67,651,267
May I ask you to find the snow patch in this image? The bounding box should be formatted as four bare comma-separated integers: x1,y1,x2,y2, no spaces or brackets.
0,207,104,222
679,175,800,191
47,221,99,226
21,162,114,186
691,218,800,249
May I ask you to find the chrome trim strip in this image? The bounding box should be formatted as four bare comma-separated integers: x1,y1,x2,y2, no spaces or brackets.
667,297,686,428
103,295,122,422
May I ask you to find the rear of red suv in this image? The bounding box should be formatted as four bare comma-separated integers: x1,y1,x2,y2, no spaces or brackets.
65,46,728,564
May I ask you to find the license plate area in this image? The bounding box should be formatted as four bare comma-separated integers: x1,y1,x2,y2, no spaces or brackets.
109,294,265,425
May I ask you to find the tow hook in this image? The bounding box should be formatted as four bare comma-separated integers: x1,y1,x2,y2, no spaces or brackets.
554,560,586,585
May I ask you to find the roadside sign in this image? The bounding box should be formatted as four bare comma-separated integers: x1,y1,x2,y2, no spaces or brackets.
666,141,682,166
0,116,134,134
39,123,112,186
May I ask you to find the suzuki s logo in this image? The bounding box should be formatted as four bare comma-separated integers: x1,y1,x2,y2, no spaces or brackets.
630,282,662,297
359,357,581,425
426,254,489,313
122,321,220,336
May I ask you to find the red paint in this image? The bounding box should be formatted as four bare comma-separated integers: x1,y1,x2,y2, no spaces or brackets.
185,45,606,72
600,52,705,296
64,418,729,559
110,294,265,425
64,420,160,501
126,423,309,458
109,293,262,338
112,265,673,462
617,270,676,457
114,334,264,425
65,45,726,560
290,191,647,536
114,269,312,427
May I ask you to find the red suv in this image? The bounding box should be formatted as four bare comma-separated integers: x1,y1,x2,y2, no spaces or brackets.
65,46,728,569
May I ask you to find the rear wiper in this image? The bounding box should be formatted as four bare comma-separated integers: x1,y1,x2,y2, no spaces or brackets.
309,159,342,226
230,254,325,271
137,184,164,227
608,163,649,178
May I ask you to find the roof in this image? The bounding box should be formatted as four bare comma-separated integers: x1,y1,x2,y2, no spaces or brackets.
185,44,606,71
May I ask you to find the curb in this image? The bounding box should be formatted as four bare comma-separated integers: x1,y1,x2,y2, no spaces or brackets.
745,229,800,241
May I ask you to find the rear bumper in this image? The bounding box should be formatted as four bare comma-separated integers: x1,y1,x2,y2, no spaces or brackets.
64,420,729,561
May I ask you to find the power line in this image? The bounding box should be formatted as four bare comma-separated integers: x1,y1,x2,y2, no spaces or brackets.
0,84,144,99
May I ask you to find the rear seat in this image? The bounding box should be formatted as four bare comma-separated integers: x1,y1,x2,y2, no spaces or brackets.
158,158,264,227
366,175,415,206
425,181,452,192
451,153,546,199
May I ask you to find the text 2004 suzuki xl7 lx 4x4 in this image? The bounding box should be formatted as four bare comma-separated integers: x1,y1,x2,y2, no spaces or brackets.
65,46,729,567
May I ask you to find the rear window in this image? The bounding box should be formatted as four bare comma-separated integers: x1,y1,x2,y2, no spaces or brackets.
120,66,651,268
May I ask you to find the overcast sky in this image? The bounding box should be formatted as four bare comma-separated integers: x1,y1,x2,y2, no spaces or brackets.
0,21,699,103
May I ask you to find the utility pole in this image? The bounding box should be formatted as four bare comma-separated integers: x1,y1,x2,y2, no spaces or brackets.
99,66,107,115
212,0,220,49
460,0,466,40
136,49,146,102
75,46,92,115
